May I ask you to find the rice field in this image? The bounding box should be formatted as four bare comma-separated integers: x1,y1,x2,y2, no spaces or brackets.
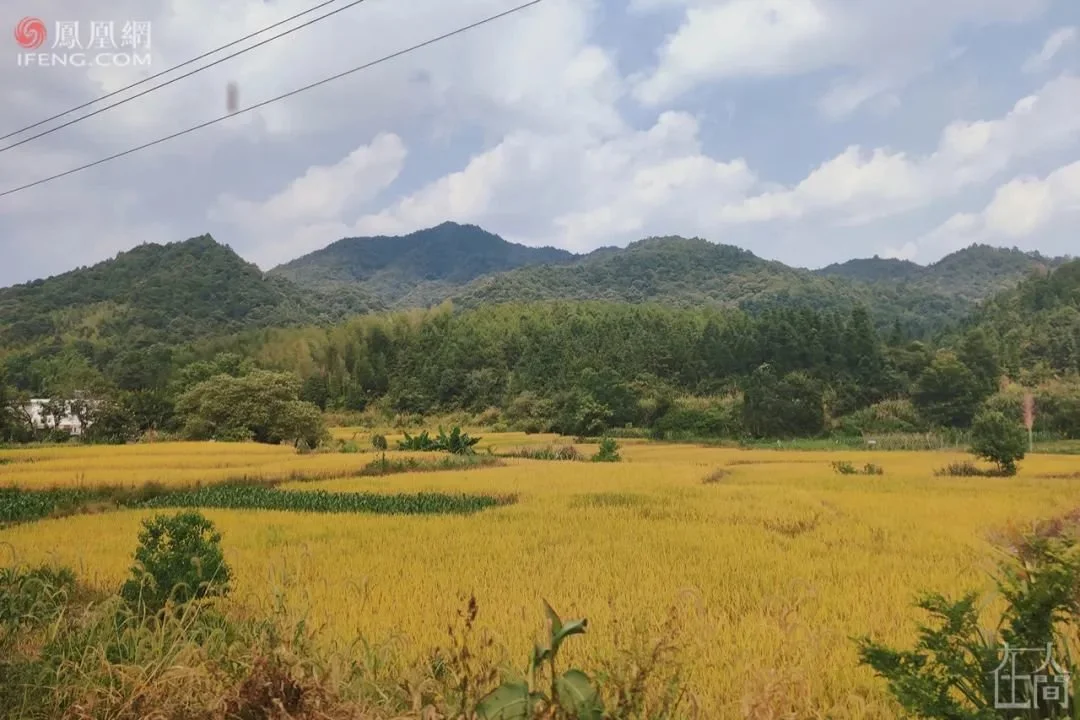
2,436,1079,717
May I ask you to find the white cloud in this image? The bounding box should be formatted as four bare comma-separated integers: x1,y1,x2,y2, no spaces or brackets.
633,0,1047,115
913,161,1080,258
211,133,407,267
1023,26,1077,73
712,74,1080,226
352,112,757,252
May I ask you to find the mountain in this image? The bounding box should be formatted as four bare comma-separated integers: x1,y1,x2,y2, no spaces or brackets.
816,245,1068,301
272,225,1069,336
270,222,576,306
815,256,924,283
0,235,376,350
442,235,977,334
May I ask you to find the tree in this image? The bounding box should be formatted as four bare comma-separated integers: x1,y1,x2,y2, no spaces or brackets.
0,370,32,443
176,369,327,447
299,374,330,410
957,328,1001,399
742,365,826,438
913,351,983,428
970,409,1027,475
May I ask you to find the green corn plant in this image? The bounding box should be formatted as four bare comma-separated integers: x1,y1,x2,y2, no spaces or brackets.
476,600,604,720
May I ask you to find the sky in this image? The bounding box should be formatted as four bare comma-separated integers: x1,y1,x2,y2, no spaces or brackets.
1,0,1079,287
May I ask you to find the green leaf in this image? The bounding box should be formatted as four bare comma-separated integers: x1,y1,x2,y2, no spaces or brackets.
531,641,551,669
555,669,604,720
543,599,563,640
476,680,531,720
552,617,588,655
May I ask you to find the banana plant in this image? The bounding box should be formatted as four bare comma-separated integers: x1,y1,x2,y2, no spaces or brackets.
475,601,604,720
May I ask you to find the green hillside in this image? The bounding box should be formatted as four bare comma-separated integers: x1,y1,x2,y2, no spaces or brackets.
270,221,576,307
816,245,1067,301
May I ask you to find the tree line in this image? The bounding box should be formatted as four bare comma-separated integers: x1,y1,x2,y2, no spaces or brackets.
2,260,1077,445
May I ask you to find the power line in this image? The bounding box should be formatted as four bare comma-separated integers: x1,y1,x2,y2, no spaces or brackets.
0,0,545,200
1,0,345,144
0,0,373,153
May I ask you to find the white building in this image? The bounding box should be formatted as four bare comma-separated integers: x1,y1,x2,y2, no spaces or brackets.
24,398,87,436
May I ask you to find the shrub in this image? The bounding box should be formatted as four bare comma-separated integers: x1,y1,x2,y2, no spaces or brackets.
856,524,1080,717
591,437,621,463
831,461,884,476
970,409,1027,476
119,511,232,616
651,395,744,440
936,461,982,477
835,398,924,436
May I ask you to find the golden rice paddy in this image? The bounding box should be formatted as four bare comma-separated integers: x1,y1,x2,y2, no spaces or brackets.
2,436,1079,717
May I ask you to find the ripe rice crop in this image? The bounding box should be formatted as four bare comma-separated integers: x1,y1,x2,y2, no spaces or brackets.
2,437,1080,717
0,442,442,490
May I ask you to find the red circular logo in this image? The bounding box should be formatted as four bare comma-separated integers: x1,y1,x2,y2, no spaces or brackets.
14,17,46,49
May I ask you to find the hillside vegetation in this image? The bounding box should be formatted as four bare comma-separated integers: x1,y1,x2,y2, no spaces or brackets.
270,221,575,307
0,235,376,349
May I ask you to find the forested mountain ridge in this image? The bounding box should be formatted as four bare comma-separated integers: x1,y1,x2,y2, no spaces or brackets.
445,235,973,334
269,222,576,307
273,225,1069,335
3,228,1070,354
816,245,1069,301
0,235,378,349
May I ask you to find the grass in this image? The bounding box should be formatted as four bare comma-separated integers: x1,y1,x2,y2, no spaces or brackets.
3,437,1080,717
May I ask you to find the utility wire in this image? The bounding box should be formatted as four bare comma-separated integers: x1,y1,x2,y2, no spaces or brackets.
1,0,343,143
0,0,544,199
1,0,374,153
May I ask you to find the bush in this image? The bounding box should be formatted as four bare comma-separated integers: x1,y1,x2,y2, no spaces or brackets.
985,378,1080,439
835,398,924,436
934,461,991,477
119,511,232,616
831,461,884,476
970,409,1027,476
591,437,621,463
857,523,1080,717
651,395,744,440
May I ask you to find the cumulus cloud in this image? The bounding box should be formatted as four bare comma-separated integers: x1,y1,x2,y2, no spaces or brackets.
632,0,1047,115
352,112,757,251
712,75,1080,227
211,133,408,267
912,161,1080,258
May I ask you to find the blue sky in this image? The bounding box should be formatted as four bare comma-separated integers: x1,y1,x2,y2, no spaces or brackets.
1,0,1078,287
